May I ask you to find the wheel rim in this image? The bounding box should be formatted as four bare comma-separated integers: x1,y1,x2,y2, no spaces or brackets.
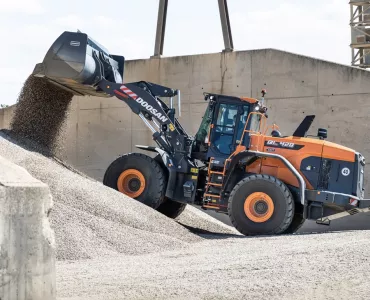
117,169,146,198
244,192,274,223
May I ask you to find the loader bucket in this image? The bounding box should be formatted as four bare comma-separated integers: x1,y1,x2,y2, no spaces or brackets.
32,31,125,97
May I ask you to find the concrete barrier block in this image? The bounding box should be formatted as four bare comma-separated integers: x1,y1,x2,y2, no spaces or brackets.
0,155,55,300
0,106,15,130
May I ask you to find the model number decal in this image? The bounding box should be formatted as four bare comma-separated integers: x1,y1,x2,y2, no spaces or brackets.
266,140,294,148
264,140,304,150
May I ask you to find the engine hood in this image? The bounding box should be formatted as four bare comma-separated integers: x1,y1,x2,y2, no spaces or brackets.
287,136,356,163
321,140,356,162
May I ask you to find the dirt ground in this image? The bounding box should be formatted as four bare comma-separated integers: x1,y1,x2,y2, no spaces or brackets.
56,229,370,300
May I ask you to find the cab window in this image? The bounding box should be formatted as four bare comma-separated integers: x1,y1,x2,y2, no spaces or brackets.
249,113,261,132
213,104,238,155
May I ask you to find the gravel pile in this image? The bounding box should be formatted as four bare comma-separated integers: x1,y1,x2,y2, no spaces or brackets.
2,75,238,261
176,205,239,235
0,131,238,260
0,131,198,259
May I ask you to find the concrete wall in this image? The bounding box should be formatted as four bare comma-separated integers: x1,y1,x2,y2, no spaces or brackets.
0,106,14,130
2,48,370,193
62,49,370,193
0,155,55,300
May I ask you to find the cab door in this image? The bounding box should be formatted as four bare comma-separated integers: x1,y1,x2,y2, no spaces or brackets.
209,103,238,156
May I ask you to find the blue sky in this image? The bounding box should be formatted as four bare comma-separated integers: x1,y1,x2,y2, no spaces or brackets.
0,0,349,105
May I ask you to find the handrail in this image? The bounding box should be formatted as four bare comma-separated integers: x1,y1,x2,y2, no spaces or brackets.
247,150,306,206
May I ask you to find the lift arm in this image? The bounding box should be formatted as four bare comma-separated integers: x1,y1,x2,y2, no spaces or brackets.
98,79,174,123
97,78,190,156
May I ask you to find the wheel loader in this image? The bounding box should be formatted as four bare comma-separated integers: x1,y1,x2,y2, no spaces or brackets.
32,31,370,235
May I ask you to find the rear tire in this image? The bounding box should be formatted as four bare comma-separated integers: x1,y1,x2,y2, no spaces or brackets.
228,174,294,236
157,198,187,219
103,153,166,209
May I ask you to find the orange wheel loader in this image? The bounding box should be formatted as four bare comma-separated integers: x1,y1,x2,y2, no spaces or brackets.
31,31,370,235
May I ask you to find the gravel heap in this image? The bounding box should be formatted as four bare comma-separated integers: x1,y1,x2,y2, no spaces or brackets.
0,131,238,260
2,75,238,261
0,131,200,259
10,75,72,154
176,205,239,235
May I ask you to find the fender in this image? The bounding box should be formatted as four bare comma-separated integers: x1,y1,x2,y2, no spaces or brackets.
135,145,177,199
223,150,307,216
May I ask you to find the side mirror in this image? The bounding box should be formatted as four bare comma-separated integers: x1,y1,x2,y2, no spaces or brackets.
271,130,282,137
318,128,327,139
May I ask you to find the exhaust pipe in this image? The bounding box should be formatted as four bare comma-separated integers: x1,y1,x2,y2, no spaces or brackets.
32,31,125,97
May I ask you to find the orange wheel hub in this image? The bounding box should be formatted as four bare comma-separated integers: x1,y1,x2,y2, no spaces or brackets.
117,169,146,198
244,192,274,223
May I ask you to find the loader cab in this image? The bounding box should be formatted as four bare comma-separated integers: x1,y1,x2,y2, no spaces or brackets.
192,93,265,160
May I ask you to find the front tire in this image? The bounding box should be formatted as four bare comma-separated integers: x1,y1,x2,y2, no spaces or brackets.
228,174,294,236
103,153,166,209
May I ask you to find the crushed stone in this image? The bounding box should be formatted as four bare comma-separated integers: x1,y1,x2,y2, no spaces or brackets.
0,131,238,260
56,230,370,300
10,75,72,154
176,205,240,236
2,73,238,261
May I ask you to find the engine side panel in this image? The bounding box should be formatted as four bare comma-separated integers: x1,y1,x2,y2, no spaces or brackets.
247,135,325,189
300,156,322,189
246,135,357,193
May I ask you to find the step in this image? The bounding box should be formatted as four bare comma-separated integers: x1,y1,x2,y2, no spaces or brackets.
207,182,222,187
204,193,221,198
209,171,224,175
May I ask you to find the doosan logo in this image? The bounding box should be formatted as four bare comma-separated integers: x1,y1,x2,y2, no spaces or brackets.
136,98,168,123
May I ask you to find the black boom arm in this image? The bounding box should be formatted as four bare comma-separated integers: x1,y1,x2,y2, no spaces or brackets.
98,79,174,125
97,78,191,157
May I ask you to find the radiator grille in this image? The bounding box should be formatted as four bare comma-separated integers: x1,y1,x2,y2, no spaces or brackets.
318,159,332,190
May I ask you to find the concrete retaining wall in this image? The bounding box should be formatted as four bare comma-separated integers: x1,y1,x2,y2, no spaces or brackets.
0,106,14,130
59,49,370,195
0,155,55,300
1,48,370,194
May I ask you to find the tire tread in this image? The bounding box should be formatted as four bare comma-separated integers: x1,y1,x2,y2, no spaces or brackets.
227,174,294,235
103,153,166,208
